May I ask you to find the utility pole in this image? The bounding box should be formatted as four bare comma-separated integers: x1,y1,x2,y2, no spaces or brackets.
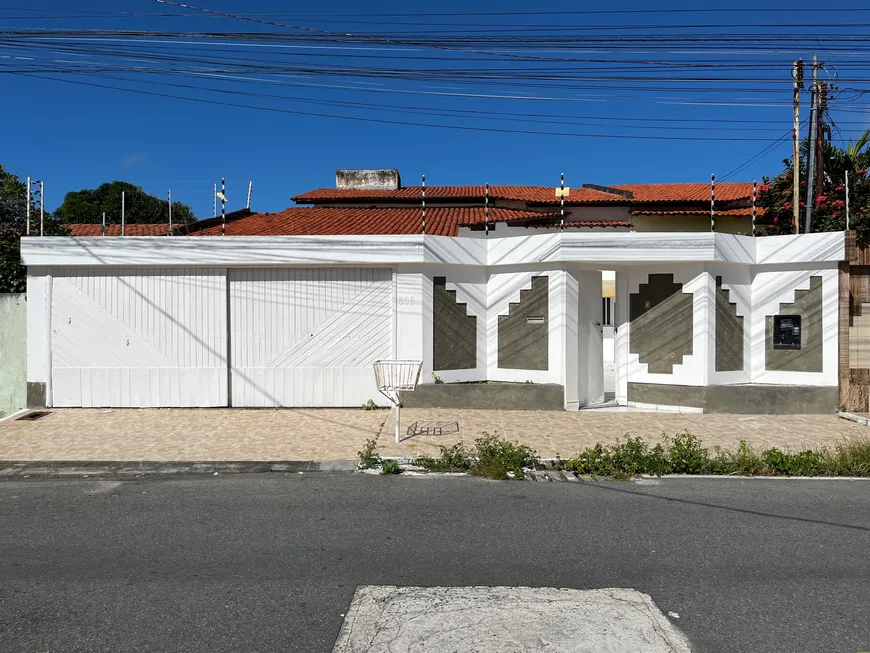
168,190,173,234
121,191,126,236
213,183,217,218
246,181,253,209
102,211,106,236
39,181,44,236
816,80,828,204
26,176,31,236
792,59,803,233
805,55,820,235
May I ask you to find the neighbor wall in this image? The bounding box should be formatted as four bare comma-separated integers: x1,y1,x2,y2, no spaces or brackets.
0,293,26,417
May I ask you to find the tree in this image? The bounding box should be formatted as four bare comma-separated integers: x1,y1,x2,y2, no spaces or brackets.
757,135,870,235
0,163,68,293
54,181,196,225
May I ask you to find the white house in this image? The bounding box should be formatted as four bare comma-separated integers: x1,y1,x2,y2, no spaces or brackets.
21,222,844,413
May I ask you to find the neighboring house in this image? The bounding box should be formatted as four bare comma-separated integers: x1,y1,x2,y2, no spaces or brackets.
287,171,763,235
66,224,172,237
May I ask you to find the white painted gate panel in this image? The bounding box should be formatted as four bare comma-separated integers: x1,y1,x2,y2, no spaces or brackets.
50,267,227,407
230,268,392,407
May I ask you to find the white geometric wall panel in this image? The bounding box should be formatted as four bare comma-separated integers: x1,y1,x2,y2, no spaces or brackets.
50,267,227,407
229,268,392,407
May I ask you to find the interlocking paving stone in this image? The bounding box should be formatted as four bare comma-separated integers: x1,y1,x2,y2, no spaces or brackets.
0,407,865,464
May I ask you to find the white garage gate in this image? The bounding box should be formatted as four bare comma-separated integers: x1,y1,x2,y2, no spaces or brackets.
47,266,393,408
229,267,393,407
50,267,228,407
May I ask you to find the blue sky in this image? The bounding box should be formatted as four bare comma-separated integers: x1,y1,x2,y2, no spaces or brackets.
2,0,869,219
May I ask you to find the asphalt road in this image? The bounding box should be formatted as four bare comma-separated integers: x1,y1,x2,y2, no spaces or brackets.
1,474,868,653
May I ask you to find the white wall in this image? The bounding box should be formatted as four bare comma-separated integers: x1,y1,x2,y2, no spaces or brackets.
624,263,710,387
575,269,604,407
706,264,753,385
749,267,839,386
26,271,50,393
619,262,840,396
23,232,846,409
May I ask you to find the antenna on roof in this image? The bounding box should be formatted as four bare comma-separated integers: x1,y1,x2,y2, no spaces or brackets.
710,174,716,232
421,174,426,235
485,182,490,237
246,181,253,209
560,173,565,231
213,183,217,218
102,211,106,237
168,190,173,236
121,190,125,236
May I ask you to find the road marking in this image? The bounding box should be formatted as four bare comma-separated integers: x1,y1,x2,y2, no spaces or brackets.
333,586,691,652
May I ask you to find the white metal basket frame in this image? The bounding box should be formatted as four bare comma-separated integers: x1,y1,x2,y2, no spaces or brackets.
373,359,422,444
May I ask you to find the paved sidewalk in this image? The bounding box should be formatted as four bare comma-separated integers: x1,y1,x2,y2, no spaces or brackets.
0,407,866,463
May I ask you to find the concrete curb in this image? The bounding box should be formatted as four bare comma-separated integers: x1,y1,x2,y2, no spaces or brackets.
0,459,358,479
838,410,870,427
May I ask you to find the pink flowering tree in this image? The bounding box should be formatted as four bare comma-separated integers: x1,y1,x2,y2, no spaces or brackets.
757,132,870,235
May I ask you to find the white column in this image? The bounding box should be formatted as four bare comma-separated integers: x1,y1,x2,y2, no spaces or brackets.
614,268,630,405
575,269,604,407
394,266,433,382
26,269,51,406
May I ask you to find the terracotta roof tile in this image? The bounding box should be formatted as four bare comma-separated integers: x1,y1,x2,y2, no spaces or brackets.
630,207,764,217
293,185,629,205
536,221,633,228
293,182,754,205
66,224,170,236
614,183,754,203
183,207,608,237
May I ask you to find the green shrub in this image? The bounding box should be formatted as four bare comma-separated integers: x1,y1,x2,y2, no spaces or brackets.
361,399,379,411
380,459,402,475
413,441,472,472
761,447,824,476
413,435,538,479
473,433,539,480
564,437,668,480
358,439,381,469
717,440,764,475
667,432,712,474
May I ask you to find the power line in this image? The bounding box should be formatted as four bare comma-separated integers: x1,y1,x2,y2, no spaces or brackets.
14,71,813,141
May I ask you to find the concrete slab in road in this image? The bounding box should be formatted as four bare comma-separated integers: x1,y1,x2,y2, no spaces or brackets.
333,585,691,652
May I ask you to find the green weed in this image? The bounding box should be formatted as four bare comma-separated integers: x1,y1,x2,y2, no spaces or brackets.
380,459,402,475
358,438,381,469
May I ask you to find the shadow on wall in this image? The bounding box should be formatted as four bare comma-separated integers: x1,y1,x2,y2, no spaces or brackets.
0,293,26,417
